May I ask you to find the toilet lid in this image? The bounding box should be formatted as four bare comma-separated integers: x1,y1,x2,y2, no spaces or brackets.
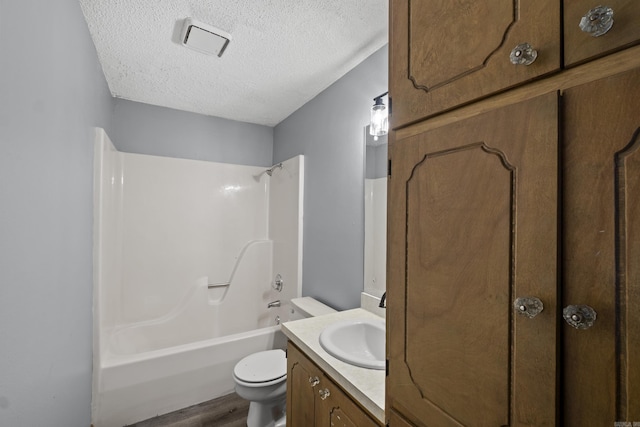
234,349,287,383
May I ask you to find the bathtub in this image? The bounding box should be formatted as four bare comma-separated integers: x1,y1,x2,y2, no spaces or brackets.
91,131,304,426
93,243,291,427
92,303,289,427
91,238,295,426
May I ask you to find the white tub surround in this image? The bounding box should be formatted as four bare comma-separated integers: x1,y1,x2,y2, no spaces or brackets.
92,128,304,427
364,177,387,298
281,308,385,423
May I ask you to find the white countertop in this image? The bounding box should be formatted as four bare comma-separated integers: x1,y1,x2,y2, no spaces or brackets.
281,308,385,423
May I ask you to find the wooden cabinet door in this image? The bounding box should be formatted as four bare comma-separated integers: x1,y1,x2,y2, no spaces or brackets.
562,67,640,425
316,376,380,427
287,343,382,427
388,409,417,427
564,0,640,66
387,92,559,426
390,0,560,128
287,343,318,426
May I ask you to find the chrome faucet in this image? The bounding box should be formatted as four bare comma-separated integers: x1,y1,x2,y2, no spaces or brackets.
267,300,281,308
378,292,387,308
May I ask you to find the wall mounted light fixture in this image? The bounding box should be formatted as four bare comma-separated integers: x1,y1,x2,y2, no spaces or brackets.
369,92,389,140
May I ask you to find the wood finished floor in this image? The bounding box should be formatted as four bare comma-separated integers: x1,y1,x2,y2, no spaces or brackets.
126,393,249,427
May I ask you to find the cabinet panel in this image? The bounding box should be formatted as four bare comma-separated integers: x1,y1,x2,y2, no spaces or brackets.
390,0,560,128
564,0,640,66
562,67,640,425
287,343,318,426
317,377,380,427
405,143,512,426
388,409,416,427
387,93,558,426
287,343,382,427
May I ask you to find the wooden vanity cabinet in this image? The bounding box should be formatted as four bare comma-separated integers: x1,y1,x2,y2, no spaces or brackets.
287,342,316,426
564,0,640,66
390,0,561,127
286,342,382,427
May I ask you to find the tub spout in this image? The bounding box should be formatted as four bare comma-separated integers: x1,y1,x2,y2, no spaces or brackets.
267,300,281,308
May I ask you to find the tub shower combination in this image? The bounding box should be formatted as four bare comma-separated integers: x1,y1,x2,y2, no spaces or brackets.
91,129,304,427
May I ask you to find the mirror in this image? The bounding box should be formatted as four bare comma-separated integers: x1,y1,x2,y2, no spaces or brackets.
364,126,388,298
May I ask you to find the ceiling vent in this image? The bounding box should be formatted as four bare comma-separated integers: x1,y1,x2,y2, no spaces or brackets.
180,18,231,57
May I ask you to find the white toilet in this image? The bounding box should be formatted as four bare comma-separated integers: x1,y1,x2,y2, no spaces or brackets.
232,297,336,427
233,349,288,427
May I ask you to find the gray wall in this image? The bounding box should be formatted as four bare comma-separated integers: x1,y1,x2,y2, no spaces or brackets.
274,46,388,310
112,99,273,166
0,1,114,426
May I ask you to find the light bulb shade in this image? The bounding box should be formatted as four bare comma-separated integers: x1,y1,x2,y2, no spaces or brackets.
370,102,388,137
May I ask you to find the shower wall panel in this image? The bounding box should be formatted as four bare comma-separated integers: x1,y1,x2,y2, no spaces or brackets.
119,153,269,323
268,156,304,304
364,178,387,297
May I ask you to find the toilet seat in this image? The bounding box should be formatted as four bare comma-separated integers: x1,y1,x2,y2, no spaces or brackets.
233,349,286,384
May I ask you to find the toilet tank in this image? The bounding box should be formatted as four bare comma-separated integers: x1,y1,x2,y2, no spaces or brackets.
290,297,336,321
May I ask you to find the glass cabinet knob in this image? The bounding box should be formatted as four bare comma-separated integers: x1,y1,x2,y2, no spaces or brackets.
510,43,538,66
308,376,320,387
514,296,544,318
563,305,597,329
579,6,614,37
319,388,331,400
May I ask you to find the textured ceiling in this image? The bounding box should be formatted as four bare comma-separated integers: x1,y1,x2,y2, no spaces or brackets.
79,0,388,127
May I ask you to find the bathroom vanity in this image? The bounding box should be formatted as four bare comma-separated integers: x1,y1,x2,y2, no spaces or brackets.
282,309,384,427
286,344,380,426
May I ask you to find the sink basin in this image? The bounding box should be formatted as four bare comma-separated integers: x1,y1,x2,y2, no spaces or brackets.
319,318,385,370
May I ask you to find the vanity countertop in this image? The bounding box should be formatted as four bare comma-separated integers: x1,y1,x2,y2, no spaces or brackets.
281,308,385,423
